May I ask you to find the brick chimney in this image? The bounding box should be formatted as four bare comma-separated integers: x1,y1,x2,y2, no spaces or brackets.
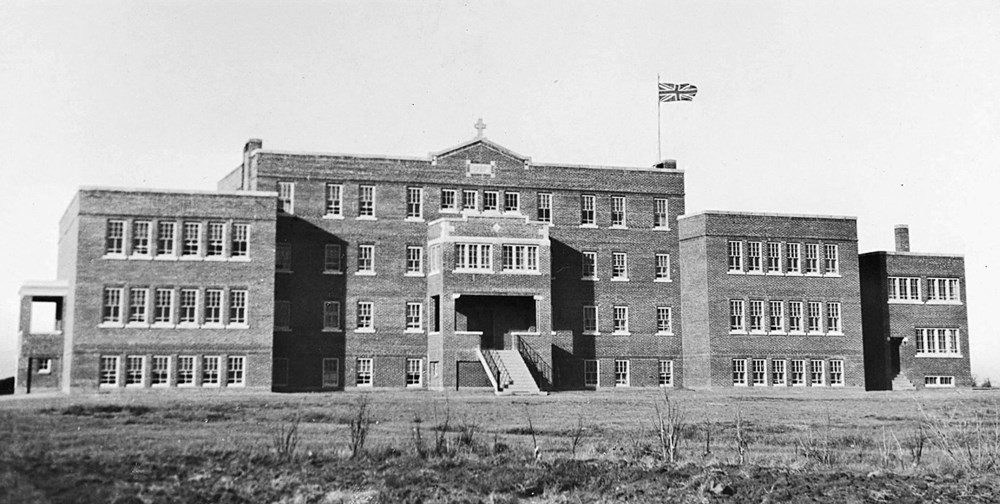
894,225,910,252
653,159,677,169
242,139,262,190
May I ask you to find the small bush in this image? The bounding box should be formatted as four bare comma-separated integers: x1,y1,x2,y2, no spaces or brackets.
270,413,300,462
347,394,376,459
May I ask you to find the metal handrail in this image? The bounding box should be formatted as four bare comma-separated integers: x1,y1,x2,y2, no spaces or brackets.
481,349,512,391
516,335,552,391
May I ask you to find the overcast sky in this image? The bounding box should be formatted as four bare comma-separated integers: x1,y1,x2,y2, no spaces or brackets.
2,1,998,382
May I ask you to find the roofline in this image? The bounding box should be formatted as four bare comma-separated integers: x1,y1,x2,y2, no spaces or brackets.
430,136,531,161
531,162,684,173
860,251,965,259
19,280,70,298
678,210,857,221
254,149,428,163
79,187,278,198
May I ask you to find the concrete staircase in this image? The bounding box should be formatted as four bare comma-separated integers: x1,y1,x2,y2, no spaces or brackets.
480,349,542,395
891,373,916,391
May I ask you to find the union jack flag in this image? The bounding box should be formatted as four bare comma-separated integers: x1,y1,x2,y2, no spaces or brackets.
658,82,698,102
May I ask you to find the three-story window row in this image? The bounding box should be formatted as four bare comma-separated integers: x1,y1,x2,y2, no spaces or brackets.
99,354,246,388
727,240,839,276
729,299,842,334
105,219,250,260
101,286,249,328
733,358,844,387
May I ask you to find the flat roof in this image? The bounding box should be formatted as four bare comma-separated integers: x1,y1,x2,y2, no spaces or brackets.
79,186,278,198
19,280,70,297
860,251,964,259
678,210,857,221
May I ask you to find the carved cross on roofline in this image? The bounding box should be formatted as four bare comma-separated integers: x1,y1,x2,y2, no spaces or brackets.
474,118,486,138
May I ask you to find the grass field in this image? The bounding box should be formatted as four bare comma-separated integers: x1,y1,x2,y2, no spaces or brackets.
2,388,1000,502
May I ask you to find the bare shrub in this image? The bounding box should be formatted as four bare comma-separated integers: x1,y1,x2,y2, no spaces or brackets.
347,394,376,459
570,414,586,459
270,413,301,462
457,418,480,450
733,406,750,465
433,399,452,456
919,401,1000,473
411,413,428,459
652,391,684,463
797,412,836,466
524,405,541,461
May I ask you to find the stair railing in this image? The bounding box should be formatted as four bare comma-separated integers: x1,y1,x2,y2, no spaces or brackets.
516,335,552,391
481,349,512,392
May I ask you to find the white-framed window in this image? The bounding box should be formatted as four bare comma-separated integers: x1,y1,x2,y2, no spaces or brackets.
583,305,598,334
406,187,424,219
325,183,343,217
132,221,151,256
125,355,144,386
99,356,120,386
441,189,457,211
462,189,478,211
358,185,376,218
658,360,674,387
537,193,552,223
182,222,201,257
915,328,961,356
357,244,375,274
653,198,669,229
202,356,221,386
102,287,124,324
655,253,671,281
788,301,803,332
203,289,223,325
790,359,806,386
274,300,291,331
732,359,748,386
501,244,539,272
177,356,195,386
809,359,825,386
454,243,492,272
728,240,743,272
226,356,245,386
405,302,423,332
749,300,764,332
483,190,499,212
179,289,198,324
829,360,844,386
924,375,955,388
826,302,841,333
406,246,424,275
503,192,520,213
580,195,596,225
766,242,782,273
614,359,630,387
785,243,801,273
151,356,170,386
768,301,784,333
229,290,247,326
276,243,292,272
356,301,374,331
128,288,148,325
323,301,341,331
612,305,629,334
206,222,225,257
324,244,342,273
231,223,249,258
804,244,819,274
888,277,922,302
153,288,173,325
656,306,673,334
584,360,599,388
429,244,442,274
356,358,373,386
747,242,762,273
823,244,839,274
807,302,822,333
36,358,52,374
927,278,961,303
278,182,294,214
322,358,339,387
582,251,597,279
730,300,745,331
156,221,176,256
406,358,423,387
771,359,787,386
106,220,125,256
611,196,626,227
611,252,628,280
752,359,767,386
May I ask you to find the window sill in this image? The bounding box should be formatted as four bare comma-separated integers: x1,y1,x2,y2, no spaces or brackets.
827,331,844,336
180,256,203,261
440,208,460,214
404,329,424,334
354,271,377,276
127,255,153,261
322,214,345,220
610,277,629,282
202,323,225,329
454,269,494,274
228,323,249,329
746,270,764,275
321,328,343,333
205,255,230,262
405,217,426,223
177,383,196,388
99,322,125,329
729,330,747,335
654,278,672,283
655,331,674,336
177,322,199,329
768,331,787,336
726,270,744,275
582,331,600,336
103,254,126,260
500,270,541,275
356,216,378,221
804,272,822,277
581,277,600,281
888,299,923,304
323,270,344,275
785,272,803,276
229,256,250,262
766,271,783,276
611,331,631,336
788,331,806,336
404,272,425,277
652,226,671,231
226,383,246,388
610,225,628,230
125,322,150,329
925,300,963,305
823,273,841,278
915,354,963,358
201,383,222,388
749,330,767,335
154,255,178,261
354,328,376,334
579,224,598,229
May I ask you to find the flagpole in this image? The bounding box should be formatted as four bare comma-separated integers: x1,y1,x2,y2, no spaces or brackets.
657,74,662,162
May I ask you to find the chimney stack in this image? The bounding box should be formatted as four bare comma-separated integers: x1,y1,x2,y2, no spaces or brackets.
894,224,910,252
242,139,262,191
654,159,677,170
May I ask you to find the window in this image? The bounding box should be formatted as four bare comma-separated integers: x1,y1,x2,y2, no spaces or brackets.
823,244,839,274
804,244,819,274
752,359,767,386
406,246,423,275
406,187,423,219
584,360,599,387
231,224,249,258
790,360,806,386
788,301,803,332
462,190,478,211
202,356,221,386
785,243,801,273
272,358,288,387
204,289,223,325
156,221,176,256
729,300,745,331
580,195,596,225
614,360,630,386
441,189,457,211
826,302,841,333
132,221,151,256
583,305,598,334
429,245,442,274
769,301,784,332
128,288,148,324
829,360,844,386
406,358,423,387
177,356,195,386
653,198,669,229
356,302,374,331
766,242,782,273
888,277,922,301
151,356,169,386
611,252,628,280
612,306,629,334
658,360,674,387
501,245,539,272
229,290,247,325
537,193,552,223
36,358,52,374
106,220,125,255
749,300,764,332
153,288,173,325
100,356,119,386
807,302,822,333
728,241,743,272
325,183,343,217
274,300,291,330
278,182,294,214
324,244,342,273
356,358,373,386
182,222,201,257
655,254,671,281
915,328,961,355
276,243,292,272
202,222,224,258
732,359,748,386
928,278,961,302
102,287,124,324
610,196,626,227
454,243,492,272
503,192,520,213
582,251,597,279
357,244,375,274
322,358,339,387
322,301,341,331
747,242,762,272
179,289,198,324
925,376,955,388
226,356,245,386
358,185,375,218
656,306,673,334
483,190,499,212
809,360,825,386
125,355,144,386
771,360,787,386
406,302,423,332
